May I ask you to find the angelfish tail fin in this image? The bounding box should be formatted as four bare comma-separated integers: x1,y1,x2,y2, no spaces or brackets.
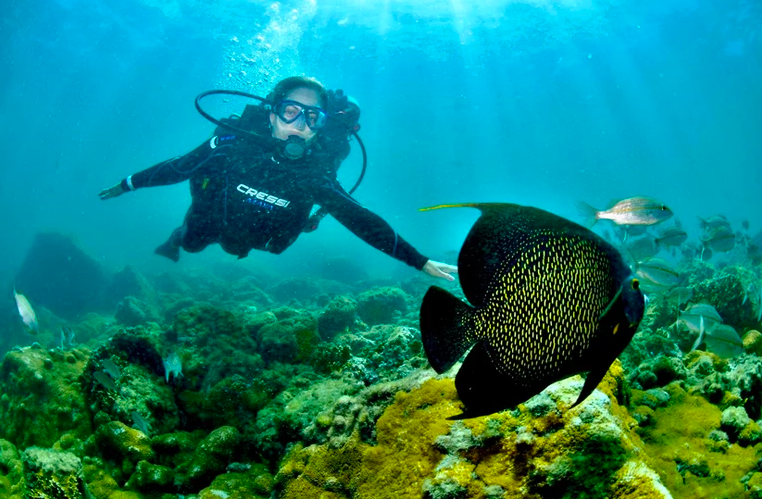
420,286,479,374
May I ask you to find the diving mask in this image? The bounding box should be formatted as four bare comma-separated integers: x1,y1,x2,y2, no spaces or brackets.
273,100,328,130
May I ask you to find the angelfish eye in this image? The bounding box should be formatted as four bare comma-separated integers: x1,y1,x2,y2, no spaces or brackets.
631,278,640,291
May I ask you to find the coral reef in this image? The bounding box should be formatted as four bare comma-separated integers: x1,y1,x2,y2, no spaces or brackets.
0,346,91,449
275,363,673,499
1,236,760,498
356,286,410,326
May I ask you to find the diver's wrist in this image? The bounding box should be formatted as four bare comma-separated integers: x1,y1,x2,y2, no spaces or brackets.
121,175,135,192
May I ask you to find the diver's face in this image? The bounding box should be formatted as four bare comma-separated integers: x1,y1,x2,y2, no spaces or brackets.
270,87,321,143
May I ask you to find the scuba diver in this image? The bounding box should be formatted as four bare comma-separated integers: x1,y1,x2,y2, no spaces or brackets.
98,76,457,281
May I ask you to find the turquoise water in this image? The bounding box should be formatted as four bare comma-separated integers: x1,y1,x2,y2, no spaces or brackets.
1,2,762,497
1,0,759,283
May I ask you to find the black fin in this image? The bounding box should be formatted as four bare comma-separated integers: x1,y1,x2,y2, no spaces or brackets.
449,341,534,420
570,364,610,409
420,286,478,374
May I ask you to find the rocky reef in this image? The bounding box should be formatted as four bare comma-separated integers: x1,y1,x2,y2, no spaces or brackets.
2,236,762,498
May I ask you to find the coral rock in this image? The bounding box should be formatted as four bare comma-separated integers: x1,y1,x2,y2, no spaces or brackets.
743,330,762,356
175,426,242,492
0,347,91,449
356,287,409,326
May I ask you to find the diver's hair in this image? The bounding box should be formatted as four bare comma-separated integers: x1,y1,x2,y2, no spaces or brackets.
268,76,329,109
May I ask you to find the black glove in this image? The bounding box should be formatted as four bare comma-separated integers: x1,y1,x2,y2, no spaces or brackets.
326,89,349,115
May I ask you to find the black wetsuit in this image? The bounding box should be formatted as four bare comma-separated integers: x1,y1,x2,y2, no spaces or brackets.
120,130,429,270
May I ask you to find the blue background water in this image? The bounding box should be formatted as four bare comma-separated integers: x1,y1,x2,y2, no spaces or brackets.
1,0,760,287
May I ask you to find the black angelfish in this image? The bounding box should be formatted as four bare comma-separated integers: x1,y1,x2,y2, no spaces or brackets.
420,203,645,419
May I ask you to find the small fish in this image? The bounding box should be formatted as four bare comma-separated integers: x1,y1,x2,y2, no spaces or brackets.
700,245,714,261
678,303,723,336
655,226,688,247
742,220,750,231
665,286,693,306
13,286,39,334
743,283,755,305
93,371,119,393
701,226,736,253
419,202,645,419
102,358,122,380
163,352,183,383
690,315,705,352
614,224,648,242
665,286,693,317
131,411,151,437
625,235,660,262
698,215,731,232
577,197,673,228
701,324,744,359
635,257,682,290
60,326,75,350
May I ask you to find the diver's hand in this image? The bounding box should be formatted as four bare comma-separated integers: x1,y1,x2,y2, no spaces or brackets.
99,182,126,200
422,260,458,282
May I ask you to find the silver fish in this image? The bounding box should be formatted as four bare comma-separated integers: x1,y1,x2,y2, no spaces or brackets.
93,371,118,392
102,358,122,380
578,197,673,227
163,352,183,383
701,226,736,253
626,235,660,262
636,257,681,290
614,224,648,242
13,286,38,334
702,324,744,359
60,326,75,349
131,411,151,437
743,284,750,305
665,286,693,306
665,286,693,318
655,227,688,247
679,303,723,335
698,215,731,232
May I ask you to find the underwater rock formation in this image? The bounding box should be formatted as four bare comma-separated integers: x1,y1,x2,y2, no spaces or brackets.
114,296,162,327
275,362,673,499
14,232,109,319
0,346,91,449
318,295,361,340
356,286,410,326
103,266,157,310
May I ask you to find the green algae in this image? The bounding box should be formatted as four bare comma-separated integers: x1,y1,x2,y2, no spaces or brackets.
198,463,274,499
0,348,91,450
275,363,670,499
0,439,24,498
637,382,759,498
